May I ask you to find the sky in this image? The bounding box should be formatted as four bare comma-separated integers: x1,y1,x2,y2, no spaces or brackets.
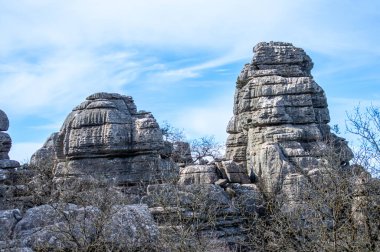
0,0,380,163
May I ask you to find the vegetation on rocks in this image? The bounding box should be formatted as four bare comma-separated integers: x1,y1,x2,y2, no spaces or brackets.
0,42,379,251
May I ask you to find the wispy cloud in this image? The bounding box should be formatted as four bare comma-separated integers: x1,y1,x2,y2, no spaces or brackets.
1,0,380,162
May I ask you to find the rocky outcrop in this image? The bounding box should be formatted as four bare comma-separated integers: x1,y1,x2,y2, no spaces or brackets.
0,204,158,251
171,141,192,166
225,42,353,204
0,110,32,210
31,93,178,188
0,109,19,169
142,183,252,250
178,164,221,185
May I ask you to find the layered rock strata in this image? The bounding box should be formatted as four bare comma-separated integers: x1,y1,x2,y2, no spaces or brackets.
31,93,178,187
0,110,19,169
225,42,353,200
177,161,251,186
0,110,30,210
0,204,158,251
142,183,252,249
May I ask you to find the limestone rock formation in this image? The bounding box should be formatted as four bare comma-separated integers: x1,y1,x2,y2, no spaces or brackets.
0,110,19,169
0,110,9,132
0,204,158,251
171,141,193,166
0,110,30,210
225,42,353,203
178,164,221,185
215,160,251,184
31,93,178,187
142,183,248,249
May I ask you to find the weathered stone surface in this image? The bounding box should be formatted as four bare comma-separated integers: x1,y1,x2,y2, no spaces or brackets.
226,42,353,203
0,109,9,131
31,92,178,186
172,141,192,165
103,204,159,249
0,132,11,155
0,111,19,169
0,110,23,210
0,160,20,169
178,164,221,185
7,203,158,251
143,183,250,249
30,133,59,171
216,160,251,184
228,183,264,214
0,209,22,240
215,178,228,187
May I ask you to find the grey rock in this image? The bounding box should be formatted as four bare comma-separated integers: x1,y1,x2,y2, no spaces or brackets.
216,160,251,184
32,92,178,187
225,42,353,203
0,209,22,240
178,164,221,185
0,113,20,171
10,203,158,251
215,178,228,187
172,141,192,165
30,133,59,171
0,132,11,154
0,160,20,169
0,109,9,131
103,204,159,249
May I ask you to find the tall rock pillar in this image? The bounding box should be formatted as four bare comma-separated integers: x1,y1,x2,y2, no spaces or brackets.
225,42,353,197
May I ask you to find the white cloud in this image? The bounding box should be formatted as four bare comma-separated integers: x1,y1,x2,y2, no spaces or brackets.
1,0,380,164
0,48,159,116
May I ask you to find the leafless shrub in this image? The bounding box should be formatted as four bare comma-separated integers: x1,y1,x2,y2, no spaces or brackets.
347,105,380,177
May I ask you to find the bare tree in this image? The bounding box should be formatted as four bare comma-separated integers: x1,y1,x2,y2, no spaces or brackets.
190,136,223,164
346,105,380,177
160,121,223,164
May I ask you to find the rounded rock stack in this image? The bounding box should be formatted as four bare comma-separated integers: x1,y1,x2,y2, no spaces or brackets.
225,42,353,201
32,93,178,188
0,109,20,169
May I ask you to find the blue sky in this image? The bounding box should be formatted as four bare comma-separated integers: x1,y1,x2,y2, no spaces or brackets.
0,0,379,162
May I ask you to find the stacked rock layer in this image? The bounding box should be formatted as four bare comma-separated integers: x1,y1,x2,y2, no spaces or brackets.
0,110,19,169
225,42,353,198
32,93,177,187
0,110,29,210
